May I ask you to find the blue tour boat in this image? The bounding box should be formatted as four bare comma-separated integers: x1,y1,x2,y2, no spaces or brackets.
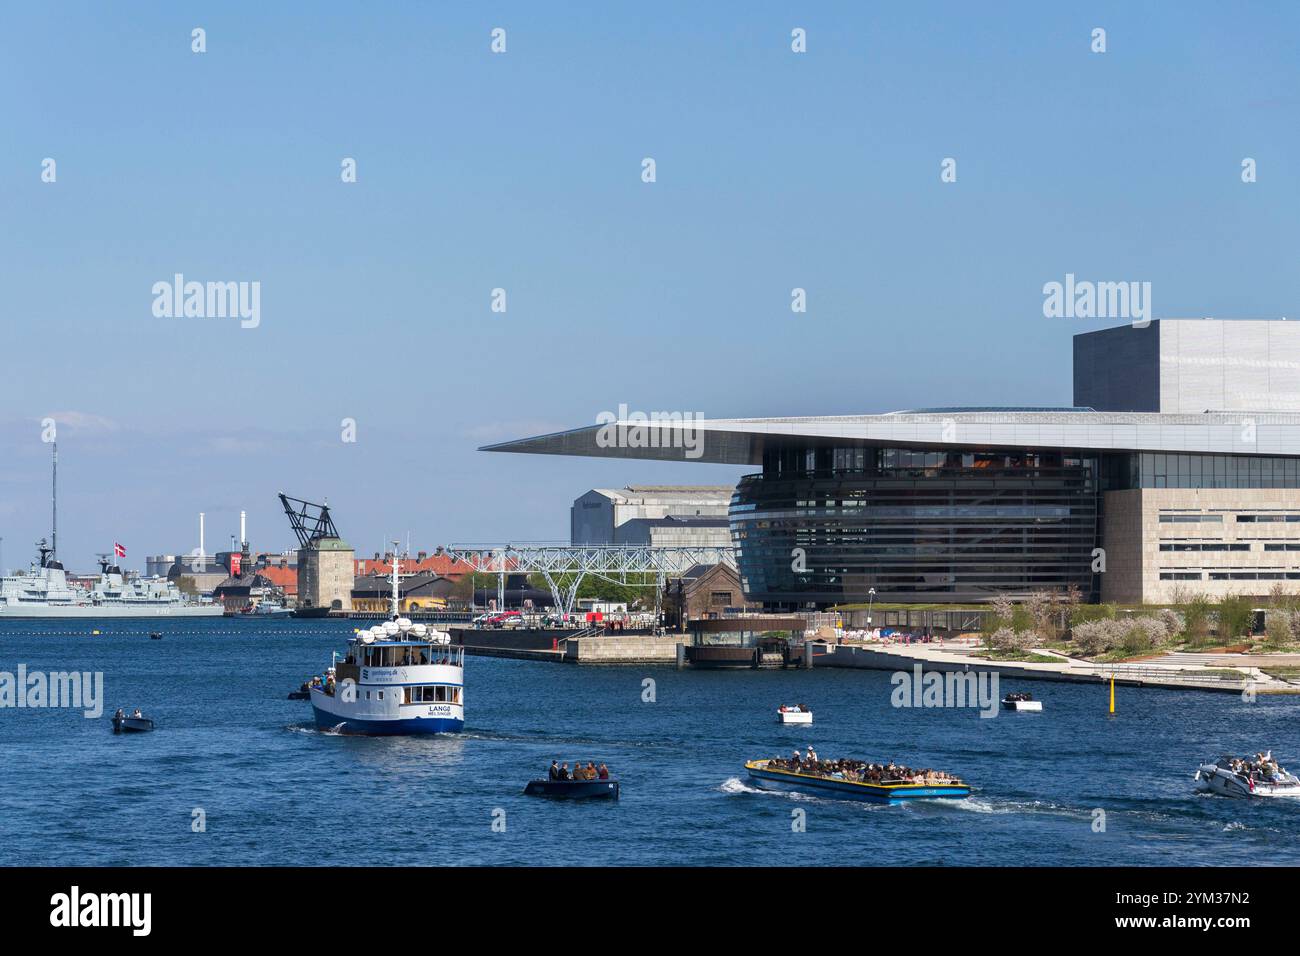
745,759,970,804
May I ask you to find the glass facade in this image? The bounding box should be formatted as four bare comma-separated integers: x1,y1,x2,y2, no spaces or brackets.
1101,453,1300,490
732,446,1101,607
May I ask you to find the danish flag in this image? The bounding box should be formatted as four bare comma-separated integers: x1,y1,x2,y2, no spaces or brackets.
113,542,126,558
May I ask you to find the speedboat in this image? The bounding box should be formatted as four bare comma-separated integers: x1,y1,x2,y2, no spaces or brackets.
1195,752,1300,799
523,778,620,800
777,704,813,724
745,758,970,804
112,713,154,733
1002,693,1042,711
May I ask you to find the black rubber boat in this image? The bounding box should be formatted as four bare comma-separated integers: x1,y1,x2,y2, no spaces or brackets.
287,690,311,700
523,778,620,800
112,715,155,733
149,632,163,640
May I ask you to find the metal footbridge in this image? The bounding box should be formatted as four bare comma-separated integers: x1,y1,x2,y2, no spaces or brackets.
441,543,736,617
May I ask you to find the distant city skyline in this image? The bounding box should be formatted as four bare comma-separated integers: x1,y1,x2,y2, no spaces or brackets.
3,1,1298,568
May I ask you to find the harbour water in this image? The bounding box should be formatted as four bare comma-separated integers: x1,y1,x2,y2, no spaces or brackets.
3,617,1298,866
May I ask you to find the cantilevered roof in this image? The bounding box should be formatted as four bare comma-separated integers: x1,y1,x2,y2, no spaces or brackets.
480,410,1300,466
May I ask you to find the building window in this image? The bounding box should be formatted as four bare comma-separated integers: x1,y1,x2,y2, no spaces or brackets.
710,590,732,606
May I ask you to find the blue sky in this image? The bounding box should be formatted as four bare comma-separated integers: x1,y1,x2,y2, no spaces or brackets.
2,1,1298,568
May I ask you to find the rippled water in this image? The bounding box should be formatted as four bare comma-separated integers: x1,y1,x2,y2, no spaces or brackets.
2,618,1298,866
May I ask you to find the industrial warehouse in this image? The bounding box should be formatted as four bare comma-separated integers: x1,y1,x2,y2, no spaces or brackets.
486,319,1300,608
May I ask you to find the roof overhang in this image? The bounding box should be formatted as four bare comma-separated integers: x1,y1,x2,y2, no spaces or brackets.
480,412,1300,466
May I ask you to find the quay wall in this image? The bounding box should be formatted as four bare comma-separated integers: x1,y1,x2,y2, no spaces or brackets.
565,635,683,664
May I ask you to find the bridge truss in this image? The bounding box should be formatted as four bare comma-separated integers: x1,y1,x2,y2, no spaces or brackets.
442,544,737,617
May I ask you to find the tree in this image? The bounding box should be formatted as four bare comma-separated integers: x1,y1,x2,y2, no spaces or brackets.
1264,610,1294,650
1215,595,1255,644
1183,595,1212,647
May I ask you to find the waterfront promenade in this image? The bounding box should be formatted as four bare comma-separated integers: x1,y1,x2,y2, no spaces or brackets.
819,639,1300,694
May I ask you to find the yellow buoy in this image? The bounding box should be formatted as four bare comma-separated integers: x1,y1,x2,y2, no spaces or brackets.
92,629,100,636
1109,676,1115,714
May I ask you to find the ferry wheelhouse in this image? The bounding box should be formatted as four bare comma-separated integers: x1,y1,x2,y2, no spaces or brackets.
309,554,464,735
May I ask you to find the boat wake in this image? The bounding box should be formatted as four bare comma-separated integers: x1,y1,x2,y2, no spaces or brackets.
285,723,346,737
718,776,885,808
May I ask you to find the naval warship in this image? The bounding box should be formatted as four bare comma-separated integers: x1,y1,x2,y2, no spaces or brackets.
0,540,221,618
0,441,221,618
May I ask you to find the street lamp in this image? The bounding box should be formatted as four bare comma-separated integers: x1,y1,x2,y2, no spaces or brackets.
866,587,876,626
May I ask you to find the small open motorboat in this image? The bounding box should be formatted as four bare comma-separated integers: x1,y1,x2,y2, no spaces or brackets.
777,704,812,724
1002,693,1042,711
112,714,155,733
149,632,163,640
287,689,311,701
523,778,620,800
1195,752,1300,799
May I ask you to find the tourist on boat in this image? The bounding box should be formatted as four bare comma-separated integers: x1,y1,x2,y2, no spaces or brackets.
132,708,142,718
598,763,609,780
114,708,124,720
558,762,570,780
806,745,818,762
549,761,560,781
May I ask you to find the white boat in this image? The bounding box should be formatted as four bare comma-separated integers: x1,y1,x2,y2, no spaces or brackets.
777,705,812,724
308,551,464,735
1195,753,1300,799
245,600,292,618
1002,694,1042,711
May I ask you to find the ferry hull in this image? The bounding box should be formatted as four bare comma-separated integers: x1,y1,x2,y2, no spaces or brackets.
309,682,463,736
746,762,970,804
311,706,463,735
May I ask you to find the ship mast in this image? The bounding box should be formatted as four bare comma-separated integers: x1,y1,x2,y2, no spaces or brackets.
390,540,401,620
51,440,57,561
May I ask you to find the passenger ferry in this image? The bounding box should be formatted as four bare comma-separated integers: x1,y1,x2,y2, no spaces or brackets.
309,553,464,735
745,758,971,805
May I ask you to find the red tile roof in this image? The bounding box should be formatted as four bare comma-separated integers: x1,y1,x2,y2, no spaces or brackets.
353,555,481,580
256,563,297,594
